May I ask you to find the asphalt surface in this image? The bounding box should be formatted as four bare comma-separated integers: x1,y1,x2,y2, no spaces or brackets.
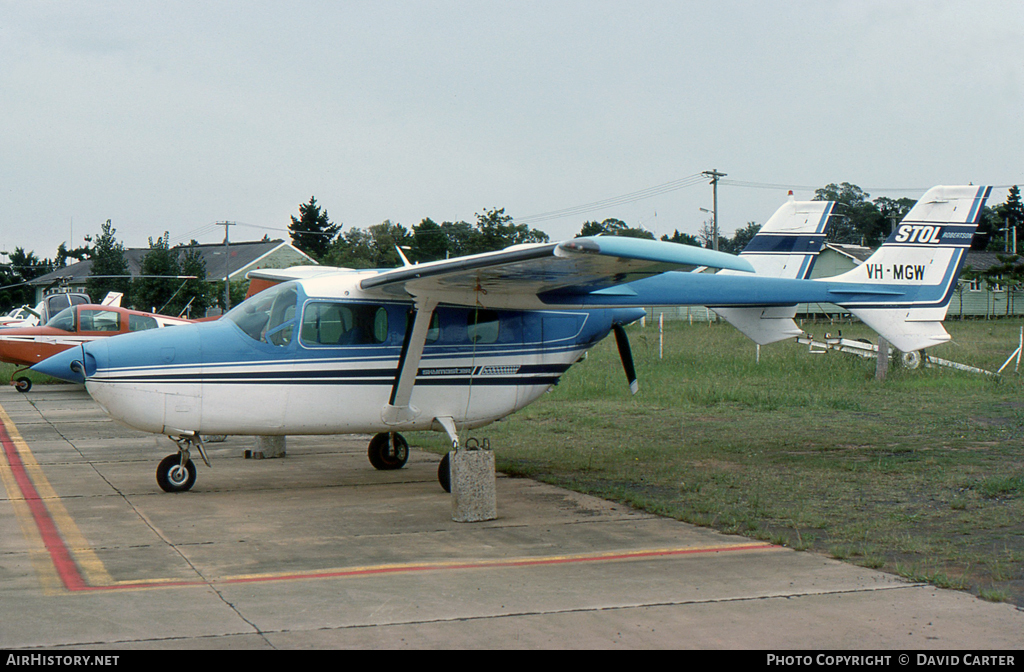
1,384,1021,650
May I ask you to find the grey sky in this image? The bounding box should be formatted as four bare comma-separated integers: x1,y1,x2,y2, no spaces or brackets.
2,1,1022,261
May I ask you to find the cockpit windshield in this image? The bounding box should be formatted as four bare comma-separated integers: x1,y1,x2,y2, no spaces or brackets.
46,307,76,332
225,282,298,346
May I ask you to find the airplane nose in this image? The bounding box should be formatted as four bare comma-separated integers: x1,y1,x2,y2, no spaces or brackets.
30,345,88,384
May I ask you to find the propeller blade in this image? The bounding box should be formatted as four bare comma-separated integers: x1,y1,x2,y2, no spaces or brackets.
612,324,639,395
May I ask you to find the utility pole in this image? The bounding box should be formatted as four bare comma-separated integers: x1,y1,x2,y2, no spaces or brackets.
218,221,235,311
703,169,727,251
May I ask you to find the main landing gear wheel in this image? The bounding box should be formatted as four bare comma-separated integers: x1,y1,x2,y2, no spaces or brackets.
901,350,922,369
157,454,197,493
14,377,31,393
438,453,451,493
367,432,409,470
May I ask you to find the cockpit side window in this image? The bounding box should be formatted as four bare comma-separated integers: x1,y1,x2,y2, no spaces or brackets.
79,309,121,332
226,282,298,346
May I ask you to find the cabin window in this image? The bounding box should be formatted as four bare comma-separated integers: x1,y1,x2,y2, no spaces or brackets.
79,309,121,332
129,314,159,332
226,282,298,346
405,310,441,344
426,312,440,343
300,302,390,346
467,309,499,344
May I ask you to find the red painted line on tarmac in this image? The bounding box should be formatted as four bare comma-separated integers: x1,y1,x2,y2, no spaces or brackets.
0,421,87,592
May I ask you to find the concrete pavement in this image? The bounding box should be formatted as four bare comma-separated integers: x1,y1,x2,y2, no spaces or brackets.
0,384,1020,649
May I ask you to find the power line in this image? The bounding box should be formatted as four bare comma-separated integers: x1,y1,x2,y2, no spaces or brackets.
514,174,707,225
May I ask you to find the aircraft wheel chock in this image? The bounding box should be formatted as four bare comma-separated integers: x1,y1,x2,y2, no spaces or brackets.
14,377,31,393
438,453,451,493
368,432,409,470
157,454,197,493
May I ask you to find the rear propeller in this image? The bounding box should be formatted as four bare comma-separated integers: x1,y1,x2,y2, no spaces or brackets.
612,324,639,395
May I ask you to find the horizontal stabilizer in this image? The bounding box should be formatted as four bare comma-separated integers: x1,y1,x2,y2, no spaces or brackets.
850,309,952,352
712,306,805,345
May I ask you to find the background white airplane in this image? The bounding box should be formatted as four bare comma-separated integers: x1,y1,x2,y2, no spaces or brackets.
32,185,990,493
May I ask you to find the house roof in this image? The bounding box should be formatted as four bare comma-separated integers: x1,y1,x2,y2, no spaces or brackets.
824,243,874,263
30,239,313,287
961,250,1022,273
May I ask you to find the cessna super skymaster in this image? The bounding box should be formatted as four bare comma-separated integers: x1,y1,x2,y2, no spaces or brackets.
31,185,990,493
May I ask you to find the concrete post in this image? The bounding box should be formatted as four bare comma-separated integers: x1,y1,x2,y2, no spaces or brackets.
450,447,497,522
876,337,890,381
249,435,286,459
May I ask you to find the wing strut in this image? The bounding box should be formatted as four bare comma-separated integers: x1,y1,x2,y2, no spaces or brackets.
382,297,438,425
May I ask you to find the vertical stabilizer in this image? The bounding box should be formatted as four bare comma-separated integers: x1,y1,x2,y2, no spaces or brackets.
826,185,991,352
714,199,834,344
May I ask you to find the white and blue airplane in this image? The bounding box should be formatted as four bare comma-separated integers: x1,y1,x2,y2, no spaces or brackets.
32,185,990,493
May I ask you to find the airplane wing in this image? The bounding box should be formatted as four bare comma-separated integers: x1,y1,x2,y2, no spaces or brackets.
356,237,755,307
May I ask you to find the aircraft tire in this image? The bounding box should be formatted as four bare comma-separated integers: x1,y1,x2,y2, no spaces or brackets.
157,454,197,493
438,453,451,493
901,351,922,369
14,377,31,393
368,432,409,470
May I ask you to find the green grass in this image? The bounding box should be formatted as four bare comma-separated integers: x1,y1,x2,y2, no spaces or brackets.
417,316,1024,606
10,316,1024,604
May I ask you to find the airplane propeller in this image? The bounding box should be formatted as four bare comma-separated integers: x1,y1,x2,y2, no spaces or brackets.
612,323,639,395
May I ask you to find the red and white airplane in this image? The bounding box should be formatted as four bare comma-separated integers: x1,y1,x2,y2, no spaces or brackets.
1,302,194,392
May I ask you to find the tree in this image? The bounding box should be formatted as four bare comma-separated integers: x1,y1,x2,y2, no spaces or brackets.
176,244,211,318
439,220,481,259
471,208,548,254
289,196,339,259
85,220,130,302
698,218,716,249
576,218,654,240
131,233,181,313
411,218,449,262
660,230,701,247
322,220,415,269
0,248,49,310
729,221,762,252
814,183,885,246
873,196,916,240
974,206,1002,251
996,185,1023,253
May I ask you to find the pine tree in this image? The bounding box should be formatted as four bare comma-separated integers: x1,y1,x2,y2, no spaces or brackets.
84,220,130,303
289,196,339,259
131,233,181,313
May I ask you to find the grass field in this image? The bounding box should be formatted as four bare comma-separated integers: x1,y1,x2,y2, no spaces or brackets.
5,317,1022,605
417,316,1024,606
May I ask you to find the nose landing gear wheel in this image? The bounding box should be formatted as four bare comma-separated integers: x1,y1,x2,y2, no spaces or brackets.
157,454,197,492
14,377,31,393
367,432,409,470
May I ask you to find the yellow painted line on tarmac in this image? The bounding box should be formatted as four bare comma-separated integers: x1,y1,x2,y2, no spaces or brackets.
92,541,783,593
0,402,114,593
